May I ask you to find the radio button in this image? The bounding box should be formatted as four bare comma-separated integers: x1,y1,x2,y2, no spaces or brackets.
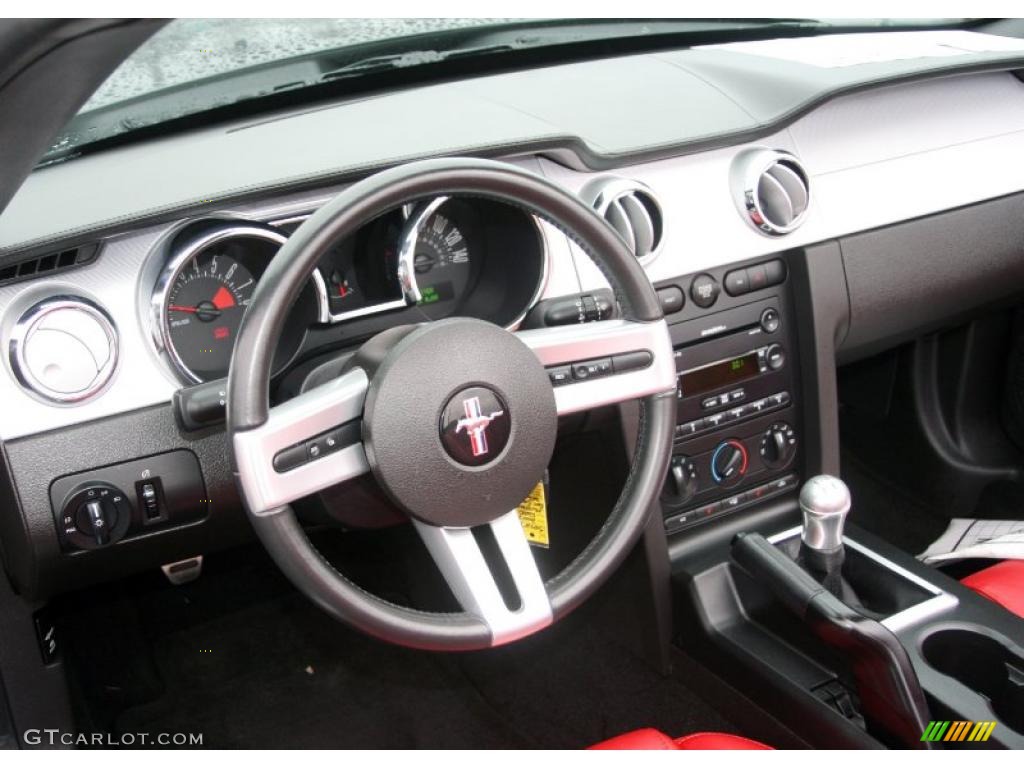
690,274,720,309
769,391,790,407
760,307,781,333
703,412,726,430
656,285,685,314
724,269,750,296
766,344,785,371
763,259,787,285
729,388,745,402
747,264,769,291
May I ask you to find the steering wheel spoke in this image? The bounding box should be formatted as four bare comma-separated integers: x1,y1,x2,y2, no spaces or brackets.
516,318,677,415
232,367,370,515
414,511,552,645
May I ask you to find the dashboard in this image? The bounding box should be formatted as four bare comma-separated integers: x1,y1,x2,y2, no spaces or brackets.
4,29,1024,598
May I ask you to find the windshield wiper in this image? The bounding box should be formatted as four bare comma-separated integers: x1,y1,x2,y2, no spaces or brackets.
320,44,521,83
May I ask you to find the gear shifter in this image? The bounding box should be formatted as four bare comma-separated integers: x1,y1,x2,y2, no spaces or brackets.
798,474,852,597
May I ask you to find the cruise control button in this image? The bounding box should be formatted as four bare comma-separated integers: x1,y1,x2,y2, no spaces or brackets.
547,366,572,386
690,274,720,309
612,351,653,373
571,359,611,380
273,443,308,473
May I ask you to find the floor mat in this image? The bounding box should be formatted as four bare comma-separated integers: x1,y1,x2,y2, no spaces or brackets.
66,545,736,749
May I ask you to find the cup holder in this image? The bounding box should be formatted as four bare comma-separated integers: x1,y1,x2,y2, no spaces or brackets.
922,628,1024,733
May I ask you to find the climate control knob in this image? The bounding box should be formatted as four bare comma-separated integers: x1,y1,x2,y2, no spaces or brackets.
662,455,698,505
711,440,748,487
760,422,797,469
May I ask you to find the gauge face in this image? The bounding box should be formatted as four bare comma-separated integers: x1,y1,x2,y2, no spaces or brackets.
156,228,290,383
414,208,473,313
165,251,256,382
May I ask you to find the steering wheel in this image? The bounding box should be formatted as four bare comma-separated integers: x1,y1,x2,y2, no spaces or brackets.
226,158,677,651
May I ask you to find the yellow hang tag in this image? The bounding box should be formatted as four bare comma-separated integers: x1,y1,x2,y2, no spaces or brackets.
516,482,550,548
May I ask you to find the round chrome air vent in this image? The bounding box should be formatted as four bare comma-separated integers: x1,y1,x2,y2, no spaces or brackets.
8,295,118,404
579,177,664,264
731,149,810,236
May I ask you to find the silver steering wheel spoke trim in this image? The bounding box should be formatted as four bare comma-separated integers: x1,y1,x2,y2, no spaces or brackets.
414,510,552,647
516,318,676,415
233,367,370,515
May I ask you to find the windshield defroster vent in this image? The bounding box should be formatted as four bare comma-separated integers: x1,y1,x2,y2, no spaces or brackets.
731,149,810,236
579,177,664,264
0,243,99,287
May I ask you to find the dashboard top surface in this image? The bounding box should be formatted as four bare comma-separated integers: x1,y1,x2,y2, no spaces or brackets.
2,29,1024,257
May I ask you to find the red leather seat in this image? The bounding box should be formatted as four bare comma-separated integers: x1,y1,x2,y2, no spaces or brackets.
961,560,1024,618
590,728,771,750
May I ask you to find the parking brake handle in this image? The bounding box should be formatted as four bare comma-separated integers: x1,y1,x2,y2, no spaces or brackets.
732,532,933,750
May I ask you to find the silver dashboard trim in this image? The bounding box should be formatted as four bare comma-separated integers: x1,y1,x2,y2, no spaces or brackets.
7,294,119,405
767,526,959,633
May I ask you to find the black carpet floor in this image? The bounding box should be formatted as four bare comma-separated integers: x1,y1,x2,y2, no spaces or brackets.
63,544,736,749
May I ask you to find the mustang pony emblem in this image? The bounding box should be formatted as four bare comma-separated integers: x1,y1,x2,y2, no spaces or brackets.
455,396,505,457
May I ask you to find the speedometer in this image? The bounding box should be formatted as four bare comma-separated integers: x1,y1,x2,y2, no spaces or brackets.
153,225,286,383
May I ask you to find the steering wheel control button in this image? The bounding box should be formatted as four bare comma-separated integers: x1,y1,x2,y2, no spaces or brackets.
571,358,613,381
440,386,511,468
547,365,572,386
656,285,685,314
612,350,653,373
9,296,118,404
689,273,720,308
760,307,781,333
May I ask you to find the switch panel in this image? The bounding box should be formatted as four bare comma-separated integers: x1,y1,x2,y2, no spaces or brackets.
50,450,206,553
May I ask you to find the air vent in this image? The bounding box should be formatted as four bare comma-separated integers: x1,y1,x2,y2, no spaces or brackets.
0,243,99,287
731,149,810,236
580,178,664,264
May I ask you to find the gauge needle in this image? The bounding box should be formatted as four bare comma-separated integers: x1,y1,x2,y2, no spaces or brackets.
168,305,200,313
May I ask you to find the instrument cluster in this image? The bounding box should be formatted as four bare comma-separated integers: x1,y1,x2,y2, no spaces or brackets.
150,197,547,384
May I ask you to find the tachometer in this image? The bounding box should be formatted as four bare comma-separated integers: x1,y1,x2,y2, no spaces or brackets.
153,225,286,383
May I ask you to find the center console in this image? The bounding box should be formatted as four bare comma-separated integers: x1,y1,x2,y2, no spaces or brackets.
657,258,801,534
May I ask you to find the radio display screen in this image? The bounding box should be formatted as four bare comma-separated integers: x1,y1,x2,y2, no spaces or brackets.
679,351,760,397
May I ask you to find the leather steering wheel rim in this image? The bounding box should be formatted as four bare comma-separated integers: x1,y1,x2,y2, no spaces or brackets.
226,157,677,651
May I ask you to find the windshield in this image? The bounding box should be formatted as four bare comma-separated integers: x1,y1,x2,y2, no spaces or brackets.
83,18,519,112
46,17,975,165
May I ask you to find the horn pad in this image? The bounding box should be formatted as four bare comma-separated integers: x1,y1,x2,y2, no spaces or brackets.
361,318,557,527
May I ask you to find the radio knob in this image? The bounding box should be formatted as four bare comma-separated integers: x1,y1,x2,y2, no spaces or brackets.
765,343,785,371
760,422,797,469
711,440,748,487
663,455,698,504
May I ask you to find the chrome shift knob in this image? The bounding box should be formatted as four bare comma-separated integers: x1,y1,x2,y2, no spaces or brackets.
799,475,851,553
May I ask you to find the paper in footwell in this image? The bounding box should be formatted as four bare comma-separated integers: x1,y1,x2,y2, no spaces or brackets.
919,518,1024,564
